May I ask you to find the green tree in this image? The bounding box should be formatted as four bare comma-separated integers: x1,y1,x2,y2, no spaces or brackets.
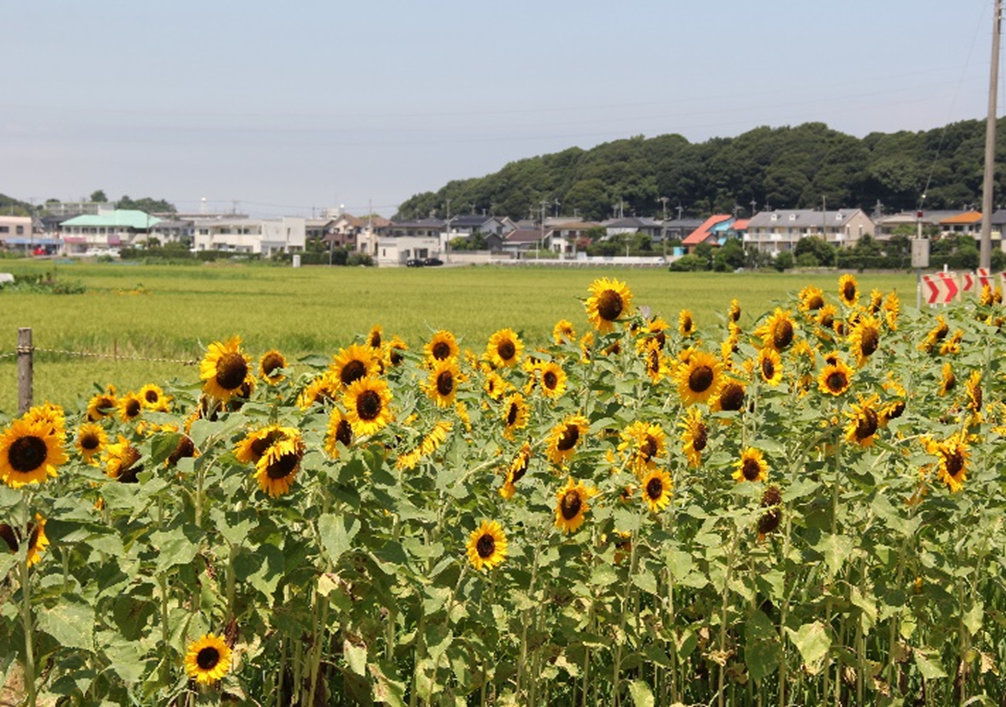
90,189,108,203
713,238,745,271
793,236,836,266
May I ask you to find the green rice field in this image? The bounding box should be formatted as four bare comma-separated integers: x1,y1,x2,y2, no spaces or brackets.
0,260,914,416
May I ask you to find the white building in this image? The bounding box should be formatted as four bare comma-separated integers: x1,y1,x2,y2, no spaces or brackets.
192,217,306,256
375,237,440,266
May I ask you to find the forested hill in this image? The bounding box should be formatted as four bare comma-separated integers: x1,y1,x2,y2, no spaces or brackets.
395,120,1006,221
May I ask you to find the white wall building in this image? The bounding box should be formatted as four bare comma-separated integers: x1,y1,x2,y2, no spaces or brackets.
375,237,440,266
192,217,306,255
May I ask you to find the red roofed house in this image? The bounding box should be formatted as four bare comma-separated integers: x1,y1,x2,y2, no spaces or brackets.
940,211,982,237
682,215,734,253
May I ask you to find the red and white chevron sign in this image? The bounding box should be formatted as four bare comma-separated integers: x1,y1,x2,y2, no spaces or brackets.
960,271,976,294
977,267,993,290
923,273,959,305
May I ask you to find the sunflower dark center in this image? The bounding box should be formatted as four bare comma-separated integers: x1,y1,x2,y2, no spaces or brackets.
945,449,965,475
807,295,824,310
742,458,762,481
8,436,47,473
340,360,367,386
266,452,299,480
357,390,382,420
117,446,143,483
144,390,159,403
560,490,582,520
0,524,18,552
497,341,516,361
855,409,878,440
934,325,948,341
511,458,528,483
168,437,196,465
693,423,708,451
719,383,745,411
369,332,382,348
655,331,667,348
336,420,353,447
436,371,454,396
91,396,114,419
971,386,983,411
826,371,848,392
27,524,39,551
125,399,141,418
597,290,624,321
648,350,660,372
390,347,404,366
196,646,220,670
761,358,775,380
758,509,781,535
688,366,714,394
843,282,857,301
476,533,495,559
216,352,248,391
543,371,558,389
820,312,834,328
557,425,580,451
682,317,693,333
773,321,794,349
262,352,285,377
646,476,664,500
944,374,956,392
506,403,519,426
888,401,905,419
761,485,783,507
431,342,451,360
640,438,658,461
80,433,101,451
250,431,283,459
860,329,879,357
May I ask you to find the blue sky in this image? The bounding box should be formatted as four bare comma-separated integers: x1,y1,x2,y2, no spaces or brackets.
2,1,999,217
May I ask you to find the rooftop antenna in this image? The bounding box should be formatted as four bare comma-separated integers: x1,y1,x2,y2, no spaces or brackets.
200,197,207,215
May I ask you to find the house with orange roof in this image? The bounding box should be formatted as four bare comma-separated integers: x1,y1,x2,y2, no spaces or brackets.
682,215,734,253
940,211,982,237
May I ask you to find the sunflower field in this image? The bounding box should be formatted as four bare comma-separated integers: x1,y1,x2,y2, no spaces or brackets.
2,274,1006,706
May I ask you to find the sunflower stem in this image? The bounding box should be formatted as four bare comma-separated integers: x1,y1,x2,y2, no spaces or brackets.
307,586,329,707
158,573,171,684
716,530,739,707
19,499,36,707
276,636,286,707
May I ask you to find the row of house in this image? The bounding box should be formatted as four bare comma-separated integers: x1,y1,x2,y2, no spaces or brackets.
2,206,1005,264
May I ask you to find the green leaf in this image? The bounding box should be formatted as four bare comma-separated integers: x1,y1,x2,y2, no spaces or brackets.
318,513,360,564
785,622,831,674
344,639,367,676
150,529,199,573
963,602,984,637
816,533,853,577
665,549,693,580
850,586,878,634
745,612,780,682
913,649,947,680
590,564,619,587
369,660,407,707
627,679,655,707
36,596,94,651
632,569,658,595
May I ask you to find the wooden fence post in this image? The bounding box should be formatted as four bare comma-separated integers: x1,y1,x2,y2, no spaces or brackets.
17,327,33,414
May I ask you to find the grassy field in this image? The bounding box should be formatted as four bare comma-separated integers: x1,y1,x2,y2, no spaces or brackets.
0,260,915,415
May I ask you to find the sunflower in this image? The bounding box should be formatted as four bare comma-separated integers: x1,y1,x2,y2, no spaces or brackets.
200,336,253,402
939,330,964,356
637,316,670,351
679,407,708,467
426,358,462,408
838,274,859,307
758,347,783,386
733,447,768,483
818,358,853,396
554,477,598,533
86,386,118,422
798,285,826,314
0,514,49,567
883,291,900,330
643,339,669,383
103,436,143,483
552,319,576,345
848,314,882,368
845,394,881,447
75,422,108,464
618,421,666,476
546,415,589,465
485,328,523,368
678,309,696,338
139,384,171,412
919,315,949,353
466,520,508,571
675,350,722,406
539,361,567,399
324,410,354,459
343,377,394,437
585,277,634,334
331,344,379,389
259,349,288,383
483,371,511,401
167,433,198,467
424,330,459,362
383,336,409,368
0,417,67,488
254,430,305,498
728,299,741,323
640,468,673,512
579,332,595,362
502,393,530,441
711,378,746,413
753,308,796,351
500,442,532,500
297,373,341,409
757,485,783,539
235,425,289,465
184,634,232,685
816,304,838,332
23,403,66,439
366,324,383,349
939,363,956,396
396,421,453,470
925,431,971,493
965,370,983,417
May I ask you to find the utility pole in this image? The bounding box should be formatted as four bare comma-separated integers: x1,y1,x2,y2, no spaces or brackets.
822,195,827,239
981,0,1002,270
659,197,669,257
539,200,549,260
750,199,757,217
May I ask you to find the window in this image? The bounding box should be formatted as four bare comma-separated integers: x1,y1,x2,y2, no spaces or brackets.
770,214,778,222
789,214,796,221
0,227,8,233
16,226,24,235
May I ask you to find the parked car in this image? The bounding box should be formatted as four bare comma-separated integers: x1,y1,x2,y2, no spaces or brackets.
405,258,424,267
423,257,444,266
